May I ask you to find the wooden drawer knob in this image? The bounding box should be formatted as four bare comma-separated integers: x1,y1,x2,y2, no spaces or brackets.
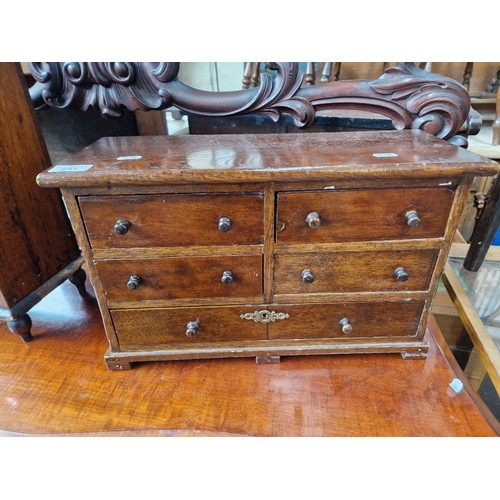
114,219,131,235
339,317,352,334
186,320,200,338
218,216,232,232
301,269,315,284
393,267,409,282
221,270,234,284
127,275,142,289
305,212,321,229
405,210,421,227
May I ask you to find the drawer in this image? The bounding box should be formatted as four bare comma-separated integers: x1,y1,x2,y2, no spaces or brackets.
111,306,268,347
95,255,263,302
267,300,425,340
276,187,454,244
79,193,264,248
273,249,438,294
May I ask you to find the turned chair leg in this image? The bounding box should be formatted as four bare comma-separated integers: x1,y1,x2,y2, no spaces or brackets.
464,174,500,271
69,266,89,298
7,314,33,342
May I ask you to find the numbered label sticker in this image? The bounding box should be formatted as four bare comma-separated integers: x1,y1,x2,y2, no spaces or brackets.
48,164,94,173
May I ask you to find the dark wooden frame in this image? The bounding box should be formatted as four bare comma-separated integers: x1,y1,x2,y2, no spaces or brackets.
28,62,475,146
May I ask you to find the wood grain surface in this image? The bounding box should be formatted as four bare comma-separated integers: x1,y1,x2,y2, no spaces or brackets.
36,130,499,188
276,187,454,243
266,300,425,340
95,255,263,303
111,305,268,346
0,62,79,308
0,275,497,436
274,249,438,294
79,193,264,248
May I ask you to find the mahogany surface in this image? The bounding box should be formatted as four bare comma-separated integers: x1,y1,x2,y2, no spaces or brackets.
96,255,263,303
0,276,498,437
112,306,268,346
36,131,499,188
79,193,264,248
266,300,425,340
273,249,438,293
276,188,454,243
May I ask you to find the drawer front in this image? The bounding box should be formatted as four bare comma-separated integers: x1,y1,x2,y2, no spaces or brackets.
274,250,438,294
276,188,454,244
96,255,263,302
79,193,264,248
267,300,425,340
111,306,268,346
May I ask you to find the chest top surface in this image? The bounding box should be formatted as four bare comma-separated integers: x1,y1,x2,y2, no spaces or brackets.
37,130,498,188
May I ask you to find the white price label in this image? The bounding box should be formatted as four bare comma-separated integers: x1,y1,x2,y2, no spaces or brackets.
48,164,94,173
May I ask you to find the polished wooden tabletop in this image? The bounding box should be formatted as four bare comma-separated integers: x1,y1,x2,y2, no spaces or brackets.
0,272,498,437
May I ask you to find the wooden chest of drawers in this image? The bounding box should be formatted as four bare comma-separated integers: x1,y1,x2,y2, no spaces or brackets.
37,130,499,369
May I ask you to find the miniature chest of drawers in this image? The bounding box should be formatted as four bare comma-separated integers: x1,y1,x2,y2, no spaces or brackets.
37,130,499,369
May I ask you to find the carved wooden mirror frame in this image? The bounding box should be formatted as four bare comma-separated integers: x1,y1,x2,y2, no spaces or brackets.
28,62,477,147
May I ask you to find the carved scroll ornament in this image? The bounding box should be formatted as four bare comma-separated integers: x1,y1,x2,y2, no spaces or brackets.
28,62,472,145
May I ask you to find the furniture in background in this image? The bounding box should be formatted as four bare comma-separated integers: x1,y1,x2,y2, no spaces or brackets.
465,63,500,146
418,62,500,273
0,63,88,341
463,109,499,279
28,62,476,146
243,62,499,146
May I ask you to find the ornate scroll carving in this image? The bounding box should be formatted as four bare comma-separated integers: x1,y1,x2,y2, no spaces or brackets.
29,62,180,118
28,62,473,144
299,63,472,144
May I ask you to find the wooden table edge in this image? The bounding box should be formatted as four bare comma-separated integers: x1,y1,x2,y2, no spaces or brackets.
428,314,500,435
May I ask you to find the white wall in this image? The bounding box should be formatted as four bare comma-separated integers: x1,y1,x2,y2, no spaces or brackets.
177,62,245,91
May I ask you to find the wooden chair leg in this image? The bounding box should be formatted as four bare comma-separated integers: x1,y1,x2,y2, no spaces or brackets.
464,174,500,271
69,266,88,298
7,314,33,342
